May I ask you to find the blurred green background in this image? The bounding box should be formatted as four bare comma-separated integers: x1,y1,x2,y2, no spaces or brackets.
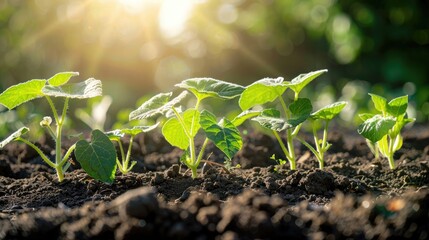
1,0,428,135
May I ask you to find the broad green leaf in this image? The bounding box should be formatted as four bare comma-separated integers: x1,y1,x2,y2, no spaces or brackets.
162,109,200,149
359,113,375,121
0,79,46,110
176,78,244,101
368,93,387,113
75,130,117,184
252,116,291,132
200,110,242,159
288,98,312,126
0,127,29,148
129,91,187,120
231,110,261,127
287,69,327,96
47,72,79,86
386,95,408,117
311,101,347,120
42,79,102,99
239,77,287,110
357,115,396,143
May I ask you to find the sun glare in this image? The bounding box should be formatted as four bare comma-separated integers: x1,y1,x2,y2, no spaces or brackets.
159,0,195,39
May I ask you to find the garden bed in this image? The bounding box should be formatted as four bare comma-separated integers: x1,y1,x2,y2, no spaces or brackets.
1,126,428,239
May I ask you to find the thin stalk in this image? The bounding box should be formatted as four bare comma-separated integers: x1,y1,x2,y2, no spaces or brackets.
387,136,395,169
16,137,56,168
194,138,209,170
58,143,76,167
124,136,134,171
272,130,296,169
286,129,296,169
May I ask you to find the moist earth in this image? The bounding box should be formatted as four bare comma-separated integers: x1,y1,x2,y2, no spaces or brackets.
0,126,428,239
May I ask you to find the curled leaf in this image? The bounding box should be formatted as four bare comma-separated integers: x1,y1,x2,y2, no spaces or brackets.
0,127,29,149
42,79,102,99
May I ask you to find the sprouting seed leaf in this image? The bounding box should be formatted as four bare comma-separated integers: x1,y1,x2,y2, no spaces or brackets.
200,110,242,159
42,78,102,99
129,91,188,120
176,78,244,101
359,113,375,121
0,79,46,110
287,69,327,96
288,98,312,127
47,72,79,86
75,130,117,184
357,115,396,143
231,110,261,127
238,77,287,111
252,116,292,132
162,109,200,149
311,101,347,120
0,127,29,149
386,95,408,117
368,93,387,113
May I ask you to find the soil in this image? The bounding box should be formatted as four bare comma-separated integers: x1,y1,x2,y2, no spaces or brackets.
1,125,429,239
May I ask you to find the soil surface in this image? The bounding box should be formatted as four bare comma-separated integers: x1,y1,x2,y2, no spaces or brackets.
1,125,429,239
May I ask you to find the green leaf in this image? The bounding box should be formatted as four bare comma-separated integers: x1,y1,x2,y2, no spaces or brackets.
386,95,408,117
42,79,102,99
176,78,244,101
0,79,46,110
287,69,327,96
261,108,281,118
390,117,415,137
0,127,29,149
200,110,242,159
162,109,200,149
47,72,79,87
311,101,347,120
238,77,287,111
252,116,291,132
357,115,396,143
368,93,387,113
75,130,117,184
231,110,261,127
106,123,159,140
288,98,312,126
129,91,188,120
359,113,375,121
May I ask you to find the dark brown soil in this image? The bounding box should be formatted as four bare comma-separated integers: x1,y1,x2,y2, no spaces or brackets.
1,125,429,239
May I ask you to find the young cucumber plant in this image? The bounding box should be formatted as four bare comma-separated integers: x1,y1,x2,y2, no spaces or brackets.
358,93,414,169
129,78,245,178
106,124,159,174
0,72,116,183
239,69,327,170
297,101,347,169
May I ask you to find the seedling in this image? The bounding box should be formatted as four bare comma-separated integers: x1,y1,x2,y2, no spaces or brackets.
358,93,414,169
106,124,159,174
298,101,347,169
239,69,327,170
129,78,245,178
0,72,117,183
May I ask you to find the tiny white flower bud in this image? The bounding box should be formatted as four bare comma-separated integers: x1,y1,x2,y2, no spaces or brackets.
40,116,52,127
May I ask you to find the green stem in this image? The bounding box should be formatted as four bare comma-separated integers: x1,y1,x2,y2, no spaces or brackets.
279,97,290,119
59,143,76,167
194,138,209,170
272,130,296,169
16,138,56,168
387,136,395,169
124,136,134,171
286,129,296,169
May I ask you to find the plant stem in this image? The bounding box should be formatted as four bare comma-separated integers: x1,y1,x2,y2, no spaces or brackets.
16,138,55,168
272,130,296,169
387,136,395,169
124,136,134,172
